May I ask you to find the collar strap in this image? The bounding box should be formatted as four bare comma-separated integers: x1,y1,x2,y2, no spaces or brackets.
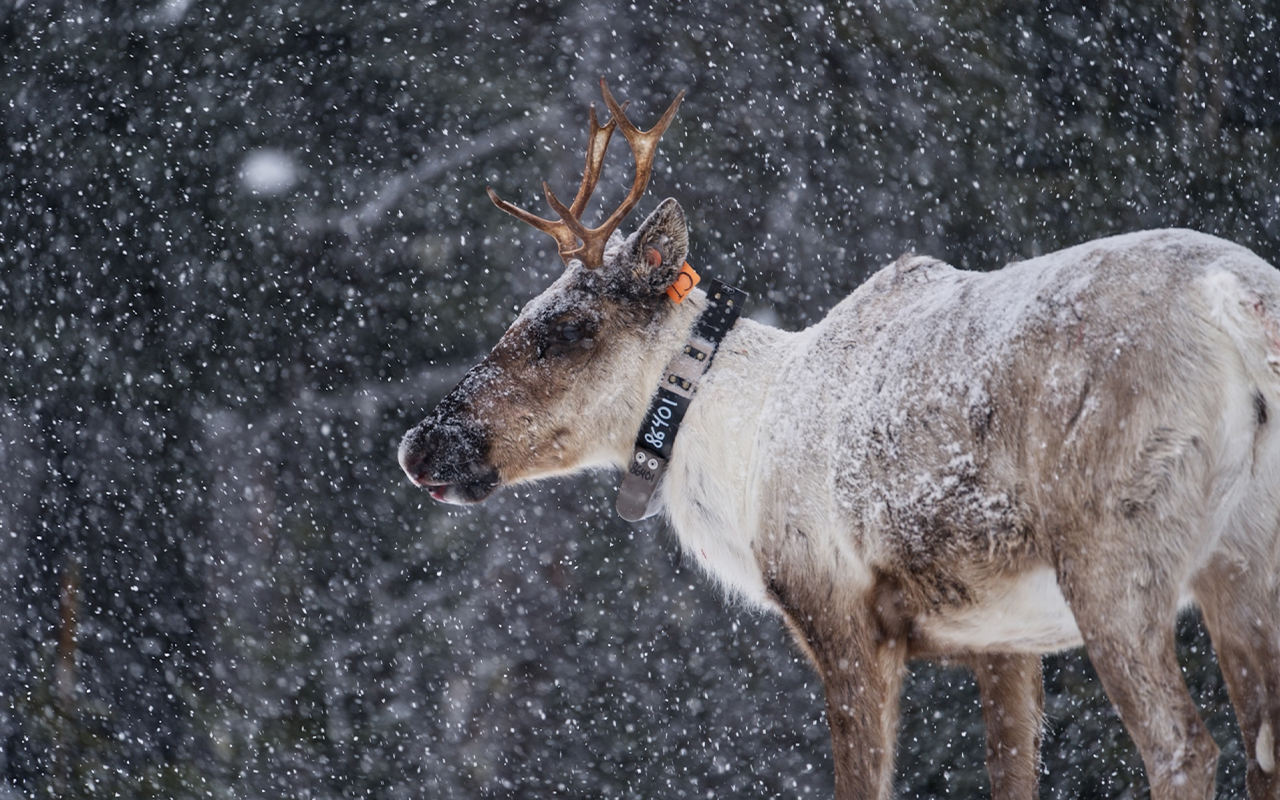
616,278,748,521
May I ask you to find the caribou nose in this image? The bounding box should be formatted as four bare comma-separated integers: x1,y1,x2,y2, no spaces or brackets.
398,425,437,486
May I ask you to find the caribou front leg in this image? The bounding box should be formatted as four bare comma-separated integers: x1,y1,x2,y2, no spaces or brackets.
772,584,908,800
822,637,908,800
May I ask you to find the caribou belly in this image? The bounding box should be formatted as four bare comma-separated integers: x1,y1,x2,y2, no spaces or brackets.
917,566,1083,653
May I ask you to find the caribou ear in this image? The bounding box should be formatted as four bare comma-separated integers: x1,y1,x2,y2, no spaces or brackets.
626,198,689,294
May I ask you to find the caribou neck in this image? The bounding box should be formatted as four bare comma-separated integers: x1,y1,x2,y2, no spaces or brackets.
655,314,796,602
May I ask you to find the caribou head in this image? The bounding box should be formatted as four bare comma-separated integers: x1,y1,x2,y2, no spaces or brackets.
398,80,694,504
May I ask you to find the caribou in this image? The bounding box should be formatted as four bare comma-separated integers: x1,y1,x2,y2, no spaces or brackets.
399,80,1280,800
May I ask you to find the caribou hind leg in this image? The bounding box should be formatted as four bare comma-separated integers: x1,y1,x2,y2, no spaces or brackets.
1058,530,1220,800
969,652,1044,800
1195,552,1280,799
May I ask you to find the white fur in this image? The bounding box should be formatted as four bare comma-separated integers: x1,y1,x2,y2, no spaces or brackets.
650,229,1280,655
1259,721,1276,774
658,321,797,605
917,566,1082,652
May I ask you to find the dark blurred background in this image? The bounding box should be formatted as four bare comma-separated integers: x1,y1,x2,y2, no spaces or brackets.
2,1,1277,797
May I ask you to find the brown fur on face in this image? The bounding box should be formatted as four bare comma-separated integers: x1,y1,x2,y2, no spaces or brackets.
399,199,695,501
471,284,663,484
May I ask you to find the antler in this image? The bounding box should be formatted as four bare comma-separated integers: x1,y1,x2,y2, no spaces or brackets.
487,78,685,269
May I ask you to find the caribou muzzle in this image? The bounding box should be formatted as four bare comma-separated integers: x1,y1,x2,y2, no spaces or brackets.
398,417,500,505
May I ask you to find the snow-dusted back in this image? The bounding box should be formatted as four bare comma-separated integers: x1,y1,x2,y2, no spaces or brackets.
670,229,1277,608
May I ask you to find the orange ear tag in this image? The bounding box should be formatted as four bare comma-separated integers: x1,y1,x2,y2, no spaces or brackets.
666,262,701,303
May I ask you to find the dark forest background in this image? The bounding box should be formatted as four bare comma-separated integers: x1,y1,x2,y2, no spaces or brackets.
2,0,1278,797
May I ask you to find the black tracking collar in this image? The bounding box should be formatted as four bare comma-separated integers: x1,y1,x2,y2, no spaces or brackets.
616,279,748,521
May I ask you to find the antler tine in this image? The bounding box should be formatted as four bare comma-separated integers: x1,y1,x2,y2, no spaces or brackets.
486,185,581,259
489,99,632,265
543,83,682,269
490,83,682,269
567,101,626,219
589,78,685,258
599,79,683,170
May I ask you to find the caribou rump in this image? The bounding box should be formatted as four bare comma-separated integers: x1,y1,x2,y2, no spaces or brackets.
399,80,1280,800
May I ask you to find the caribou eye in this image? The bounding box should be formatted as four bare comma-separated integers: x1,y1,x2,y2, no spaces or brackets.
540,318,595,359
554,322,584,343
